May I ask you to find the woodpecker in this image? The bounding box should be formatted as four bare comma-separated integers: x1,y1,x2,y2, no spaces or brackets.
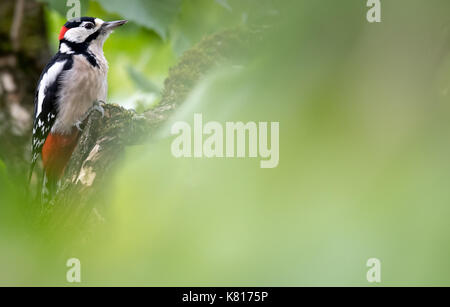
30,17,127,198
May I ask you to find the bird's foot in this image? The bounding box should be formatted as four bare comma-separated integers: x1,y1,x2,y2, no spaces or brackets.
75,120,84,132
92,100,105,118
73,101,106,131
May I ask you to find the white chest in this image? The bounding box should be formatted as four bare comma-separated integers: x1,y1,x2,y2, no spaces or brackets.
53,53,108,134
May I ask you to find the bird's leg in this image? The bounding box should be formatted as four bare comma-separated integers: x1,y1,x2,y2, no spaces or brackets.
73,100,106,132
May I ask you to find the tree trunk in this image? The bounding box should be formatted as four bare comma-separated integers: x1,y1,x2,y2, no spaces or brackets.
0,0,50,178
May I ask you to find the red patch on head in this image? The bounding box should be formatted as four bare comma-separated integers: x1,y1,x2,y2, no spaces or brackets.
59,26,69,40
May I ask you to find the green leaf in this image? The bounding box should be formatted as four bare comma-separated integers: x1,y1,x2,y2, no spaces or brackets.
37,0,90,18
127,66,161,94
95,0,182,40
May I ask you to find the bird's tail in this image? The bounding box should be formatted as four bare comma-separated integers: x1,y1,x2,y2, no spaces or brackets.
41,173,58,203
39,131,80,203
28,160,37,186
29,143,39,185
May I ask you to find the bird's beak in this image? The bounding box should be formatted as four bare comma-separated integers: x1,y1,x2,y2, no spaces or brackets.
102,20,128,31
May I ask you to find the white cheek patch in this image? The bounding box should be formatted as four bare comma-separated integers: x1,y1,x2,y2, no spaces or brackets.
64,27,91,43
36,60,66,118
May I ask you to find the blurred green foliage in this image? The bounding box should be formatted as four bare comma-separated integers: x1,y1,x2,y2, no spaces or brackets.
2,0,450,286
96,0,182,40
0,159,6,175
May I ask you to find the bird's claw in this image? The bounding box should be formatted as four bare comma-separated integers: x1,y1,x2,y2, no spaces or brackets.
75,120,83,132
93,100,105,118
93,105,105,118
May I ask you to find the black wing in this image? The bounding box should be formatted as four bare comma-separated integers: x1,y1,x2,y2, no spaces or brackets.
29,53,73,181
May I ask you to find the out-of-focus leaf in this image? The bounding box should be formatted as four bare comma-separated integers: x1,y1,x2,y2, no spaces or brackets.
215,0,232,11
37,0,90,18
170,0,243,55
127,66,162,94
95,0,182,40
0,160,6,178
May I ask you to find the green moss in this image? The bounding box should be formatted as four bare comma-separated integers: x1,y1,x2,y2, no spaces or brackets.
159,27,261,108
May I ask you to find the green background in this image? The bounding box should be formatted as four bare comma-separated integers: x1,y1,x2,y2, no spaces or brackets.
1,0,450,286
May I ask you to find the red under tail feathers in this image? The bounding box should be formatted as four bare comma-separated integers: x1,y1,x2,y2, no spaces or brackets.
42,130,80,181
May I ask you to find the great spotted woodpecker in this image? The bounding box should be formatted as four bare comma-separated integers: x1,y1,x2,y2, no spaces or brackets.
30,17,127,197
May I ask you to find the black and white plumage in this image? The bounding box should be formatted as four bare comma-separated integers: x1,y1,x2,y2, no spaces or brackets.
30,54,70,173
29,17,127,196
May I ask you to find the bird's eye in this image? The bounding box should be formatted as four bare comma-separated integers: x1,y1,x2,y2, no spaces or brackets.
84,23,95,30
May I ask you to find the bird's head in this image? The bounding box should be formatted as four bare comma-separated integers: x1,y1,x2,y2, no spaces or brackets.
58,17,127,53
